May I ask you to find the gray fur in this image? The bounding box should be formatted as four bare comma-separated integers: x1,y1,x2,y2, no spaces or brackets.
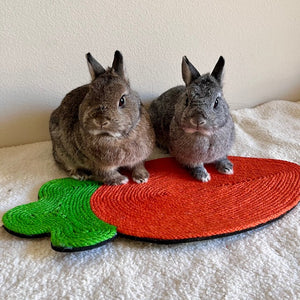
49,51,155,185
149,56,235,182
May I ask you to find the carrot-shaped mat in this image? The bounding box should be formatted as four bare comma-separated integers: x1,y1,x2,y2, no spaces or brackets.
2,157,300,252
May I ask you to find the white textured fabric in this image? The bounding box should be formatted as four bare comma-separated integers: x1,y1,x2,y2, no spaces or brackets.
0,100,299,300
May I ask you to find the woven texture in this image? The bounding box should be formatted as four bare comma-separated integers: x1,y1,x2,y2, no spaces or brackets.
2,157,299,250
91,157,300,242
2,178,117,251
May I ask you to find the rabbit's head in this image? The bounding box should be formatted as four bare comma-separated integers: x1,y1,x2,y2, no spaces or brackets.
174,56,230,136
79,51,141,138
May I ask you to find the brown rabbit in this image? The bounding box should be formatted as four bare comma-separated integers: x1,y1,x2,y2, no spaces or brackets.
49,51,155,185
149,56,234,182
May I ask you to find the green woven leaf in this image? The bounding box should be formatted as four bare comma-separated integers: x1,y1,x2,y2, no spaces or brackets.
2,178,117,251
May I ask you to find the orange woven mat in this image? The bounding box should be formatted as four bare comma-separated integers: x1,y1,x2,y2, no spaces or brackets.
91,157,300,242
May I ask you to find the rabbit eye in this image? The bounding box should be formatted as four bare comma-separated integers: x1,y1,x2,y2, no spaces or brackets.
214,97,220,109
119,95,126,107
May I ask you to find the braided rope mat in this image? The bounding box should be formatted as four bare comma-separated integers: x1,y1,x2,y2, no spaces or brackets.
2,157,300,252
91,157,300,242
2,179,117,252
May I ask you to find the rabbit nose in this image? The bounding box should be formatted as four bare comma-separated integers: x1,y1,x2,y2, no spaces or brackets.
190,117,206,127
93,119,110,128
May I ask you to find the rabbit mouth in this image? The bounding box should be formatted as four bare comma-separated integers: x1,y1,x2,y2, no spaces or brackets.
182,127,212,136
88,129,122,138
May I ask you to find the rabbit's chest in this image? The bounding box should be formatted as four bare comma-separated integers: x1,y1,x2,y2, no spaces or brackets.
88,138,146,167
170,134,209,163
170,131,230,165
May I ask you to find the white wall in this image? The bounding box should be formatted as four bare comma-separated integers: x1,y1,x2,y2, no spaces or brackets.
1,0,300,147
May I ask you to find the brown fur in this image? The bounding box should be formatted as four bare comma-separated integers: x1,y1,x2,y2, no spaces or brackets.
149,56,235,182
49,51,155,185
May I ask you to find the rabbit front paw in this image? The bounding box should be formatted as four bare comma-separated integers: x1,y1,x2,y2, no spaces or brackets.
104,174,129,185
95,170,129,185
188,165,211,182
215,158,234,175
70,168,92,181
132,163,149,184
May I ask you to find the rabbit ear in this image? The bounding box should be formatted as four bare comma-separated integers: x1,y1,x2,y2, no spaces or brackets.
182,56,201,86
211,56,225,84
86,53,105,80
112,50,127,80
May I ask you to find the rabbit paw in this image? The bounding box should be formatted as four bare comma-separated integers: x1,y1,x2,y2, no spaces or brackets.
189,166,211,182
215,158,234,175
103,174,129,186
197,172,211,182
70,168,92,181
132,164,149,184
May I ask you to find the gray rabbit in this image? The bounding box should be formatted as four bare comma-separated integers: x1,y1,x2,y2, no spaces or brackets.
149,56,234,182
49,51,155,185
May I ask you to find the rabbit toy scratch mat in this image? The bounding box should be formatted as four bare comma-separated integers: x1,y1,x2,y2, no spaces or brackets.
2,157,300,252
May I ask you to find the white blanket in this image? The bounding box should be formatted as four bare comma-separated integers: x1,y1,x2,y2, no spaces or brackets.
0,100,299,299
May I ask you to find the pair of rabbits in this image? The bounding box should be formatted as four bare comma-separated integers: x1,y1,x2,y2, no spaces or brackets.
49,51,234,185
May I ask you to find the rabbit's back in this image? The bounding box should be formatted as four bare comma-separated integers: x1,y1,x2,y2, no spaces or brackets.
49,85,89,172
50,85,89,135
149,86,184,149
